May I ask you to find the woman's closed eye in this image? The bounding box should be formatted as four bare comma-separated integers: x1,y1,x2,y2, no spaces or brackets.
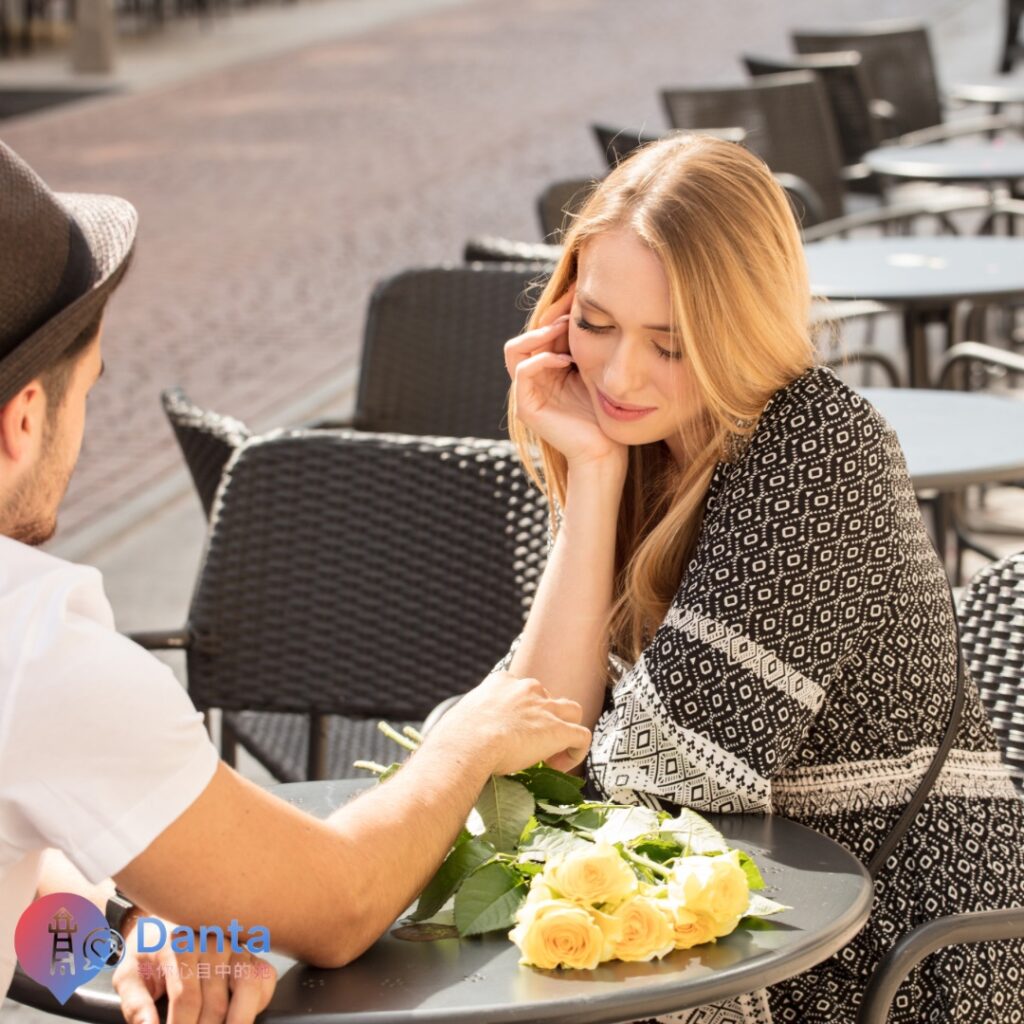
576,316,682,362
574,316,611,334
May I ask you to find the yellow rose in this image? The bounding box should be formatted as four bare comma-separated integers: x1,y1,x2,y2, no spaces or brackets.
667,851,750,938
510,898,611,970
664,902,719,950
544,843,639,906
604,895,676,962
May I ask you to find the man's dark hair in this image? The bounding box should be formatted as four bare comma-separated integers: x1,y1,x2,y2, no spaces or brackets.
37,306,105,423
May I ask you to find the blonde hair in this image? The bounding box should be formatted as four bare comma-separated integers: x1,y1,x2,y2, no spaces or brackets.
510,135,816,663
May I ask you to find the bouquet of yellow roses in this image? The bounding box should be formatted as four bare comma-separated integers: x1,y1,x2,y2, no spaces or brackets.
359,725,788,970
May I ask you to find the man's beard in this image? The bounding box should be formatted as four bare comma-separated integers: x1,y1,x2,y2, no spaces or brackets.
2,421,71,547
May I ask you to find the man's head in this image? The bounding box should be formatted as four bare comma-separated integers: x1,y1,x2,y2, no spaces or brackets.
0,142,136,545
0,311,105,544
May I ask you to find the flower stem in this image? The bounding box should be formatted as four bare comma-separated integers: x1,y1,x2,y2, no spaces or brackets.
377,721,419,751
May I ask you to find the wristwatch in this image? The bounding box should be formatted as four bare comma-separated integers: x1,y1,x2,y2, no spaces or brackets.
104,888,135,934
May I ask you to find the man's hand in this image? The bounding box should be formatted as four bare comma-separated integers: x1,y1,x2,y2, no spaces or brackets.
428,670,591,775
113,916,276,1024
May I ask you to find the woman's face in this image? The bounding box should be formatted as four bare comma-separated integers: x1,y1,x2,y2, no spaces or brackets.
568,228,701,464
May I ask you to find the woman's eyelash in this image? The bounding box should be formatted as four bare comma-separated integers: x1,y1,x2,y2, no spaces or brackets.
575,316,683,361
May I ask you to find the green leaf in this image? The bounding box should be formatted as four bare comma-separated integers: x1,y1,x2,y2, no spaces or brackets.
512,765,585,806
660,808,728,854
410,837,496,921
631,837,684,864
744,893,791,918
476,777,536,852
454,863,528,937
737,851,766,891
565,806,608,831
592,806,662,845
518,825,592,863
535,800,581,817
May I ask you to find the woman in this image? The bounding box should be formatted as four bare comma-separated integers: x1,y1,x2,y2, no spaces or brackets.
499,135,1024,1024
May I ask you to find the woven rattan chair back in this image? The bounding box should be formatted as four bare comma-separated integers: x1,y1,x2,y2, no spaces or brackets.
355,265,545,439
161,387,251,517
660,72,846,221
793,21,942,136
537,178,598,242
959,551,1024,794
742,51,885,166
591,124,748,170
187,430,550,722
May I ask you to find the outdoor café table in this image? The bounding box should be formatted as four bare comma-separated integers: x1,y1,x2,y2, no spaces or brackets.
860,386,1024,491
804,236,1024,387
863,141,1024,189
948,77,1024,109
9,778,873,1024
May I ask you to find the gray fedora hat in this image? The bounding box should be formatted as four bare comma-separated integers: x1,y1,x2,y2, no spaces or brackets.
0,140,137,407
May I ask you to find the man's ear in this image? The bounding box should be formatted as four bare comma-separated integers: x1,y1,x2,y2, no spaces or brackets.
0,381,46,462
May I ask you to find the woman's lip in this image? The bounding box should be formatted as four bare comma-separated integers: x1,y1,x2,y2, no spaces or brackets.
596,388,656,421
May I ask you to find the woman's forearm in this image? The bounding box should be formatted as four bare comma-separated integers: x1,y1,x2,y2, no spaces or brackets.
510,460,625,729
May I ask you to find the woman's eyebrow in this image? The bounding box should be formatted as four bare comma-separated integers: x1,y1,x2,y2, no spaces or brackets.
576,290,673,333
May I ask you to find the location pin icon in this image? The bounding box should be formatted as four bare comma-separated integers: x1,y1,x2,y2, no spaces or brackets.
15,893,111,1005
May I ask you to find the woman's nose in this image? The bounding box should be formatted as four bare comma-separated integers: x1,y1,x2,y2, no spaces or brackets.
602,338,647,397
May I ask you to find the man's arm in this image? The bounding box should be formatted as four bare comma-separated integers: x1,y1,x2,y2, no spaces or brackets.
37,848,115,912
114,671,589,969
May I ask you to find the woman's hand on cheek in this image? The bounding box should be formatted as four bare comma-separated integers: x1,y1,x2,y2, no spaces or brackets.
507,315,626,471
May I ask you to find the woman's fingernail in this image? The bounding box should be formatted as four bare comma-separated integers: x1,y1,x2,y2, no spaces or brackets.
551,314,571,325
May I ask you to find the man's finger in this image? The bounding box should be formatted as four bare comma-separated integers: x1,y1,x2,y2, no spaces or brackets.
225,959,275,1024
196,966,231,1024
113,968,160,1024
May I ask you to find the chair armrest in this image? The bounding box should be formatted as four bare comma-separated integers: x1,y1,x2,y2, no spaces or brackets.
802,195,1024,242
857,908,1024,1024
937,341,1024,388
127,628,190,651
463,236,561,265
773,172,827,228
826,351,903,388
889,112,1021,148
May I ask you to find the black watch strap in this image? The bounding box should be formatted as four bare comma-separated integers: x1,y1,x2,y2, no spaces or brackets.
104,888,135,933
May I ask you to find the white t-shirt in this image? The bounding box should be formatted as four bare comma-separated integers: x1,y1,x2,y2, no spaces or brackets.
0,536,219,999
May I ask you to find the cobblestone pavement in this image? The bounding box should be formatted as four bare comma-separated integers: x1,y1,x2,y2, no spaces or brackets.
0,0,1003,546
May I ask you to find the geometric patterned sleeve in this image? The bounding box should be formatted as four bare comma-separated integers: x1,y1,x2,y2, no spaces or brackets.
586,368,923,814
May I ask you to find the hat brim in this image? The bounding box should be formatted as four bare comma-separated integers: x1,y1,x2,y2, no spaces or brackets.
0,191,137,407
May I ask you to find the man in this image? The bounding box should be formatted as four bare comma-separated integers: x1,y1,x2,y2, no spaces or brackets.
0,141,590,1022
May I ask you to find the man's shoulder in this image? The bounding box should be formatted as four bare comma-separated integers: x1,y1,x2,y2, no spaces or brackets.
0,535,112,627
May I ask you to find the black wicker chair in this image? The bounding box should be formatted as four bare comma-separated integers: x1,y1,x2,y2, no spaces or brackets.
1001,0,1024,72
135,428,550,782
347,264,547,439
536,178,598,241
793,21,1015,144
162,387,251,517
590,123,747,169
661,72,847,222
742,51,887,192
856,550,1024,1024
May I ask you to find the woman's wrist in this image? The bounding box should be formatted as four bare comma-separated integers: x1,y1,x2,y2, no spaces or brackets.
566,456,627,501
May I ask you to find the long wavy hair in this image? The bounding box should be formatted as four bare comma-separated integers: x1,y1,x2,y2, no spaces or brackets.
509,135,816,663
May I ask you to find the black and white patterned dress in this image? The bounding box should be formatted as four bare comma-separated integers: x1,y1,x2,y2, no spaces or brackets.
516,366,1024,1024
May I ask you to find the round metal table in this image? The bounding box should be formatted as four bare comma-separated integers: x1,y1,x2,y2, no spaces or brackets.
806,236,1024,386
863,141,1024,185
948,77,1024,107
11,780,873,1024
861,387,1024,490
